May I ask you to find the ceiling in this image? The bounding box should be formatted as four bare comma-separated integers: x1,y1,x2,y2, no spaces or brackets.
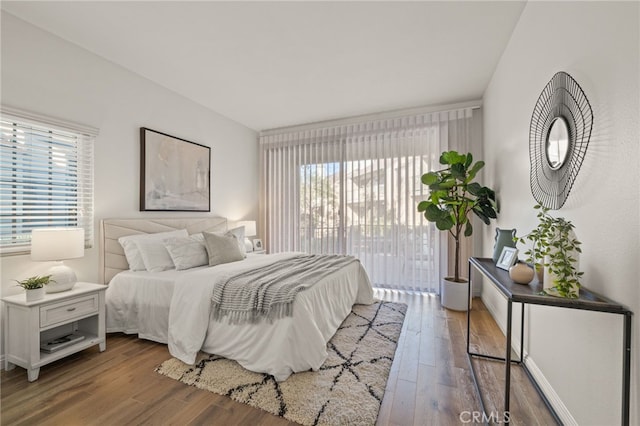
2,1,526,131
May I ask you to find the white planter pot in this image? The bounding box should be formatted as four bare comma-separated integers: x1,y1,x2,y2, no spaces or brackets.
440,277,469,311
25,287,45,302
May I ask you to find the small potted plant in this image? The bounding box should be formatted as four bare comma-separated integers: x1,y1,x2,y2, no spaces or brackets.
15,275,54,302
516,205,583,298
417,150,498,310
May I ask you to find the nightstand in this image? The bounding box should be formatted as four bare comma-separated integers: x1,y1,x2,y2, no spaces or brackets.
247,250,266,256
2,282,106,381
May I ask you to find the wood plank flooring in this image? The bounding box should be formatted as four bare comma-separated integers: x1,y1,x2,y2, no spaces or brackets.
1,292,556,425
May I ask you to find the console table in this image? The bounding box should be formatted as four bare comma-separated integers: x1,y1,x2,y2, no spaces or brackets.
467,257,632,425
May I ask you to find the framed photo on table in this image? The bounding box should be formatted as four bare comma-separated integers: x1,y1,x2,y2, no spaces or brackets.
252,239,263,251
140,127,210,211
496,246,518,270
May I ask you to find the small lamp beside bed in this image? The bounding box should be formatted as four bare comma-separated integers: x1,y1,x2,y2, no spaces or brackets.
236,220,257,252
31,227,84,293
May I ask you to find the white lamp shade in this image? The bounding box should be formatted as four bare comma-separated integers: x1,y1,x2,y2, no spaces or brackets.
31,228,85,261
237,220,257,237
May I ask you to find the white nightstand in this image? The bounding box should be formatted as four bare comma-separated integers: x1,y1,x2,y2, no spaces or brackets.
2,282,106,381
247,250,266,256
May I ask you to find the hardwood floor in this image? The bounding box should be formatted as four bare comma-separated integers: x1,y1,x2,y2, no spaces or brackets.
1,292,556,425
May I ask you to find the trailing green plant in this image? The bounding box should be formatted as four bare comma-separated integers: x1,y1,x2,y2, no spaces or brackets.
417,151,498,283
15,275,54,290
516,205,583,298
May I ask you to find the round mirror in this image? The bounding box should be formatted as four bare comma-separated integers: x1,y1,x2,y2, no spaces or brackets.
530,71,592,209
545,117,570,170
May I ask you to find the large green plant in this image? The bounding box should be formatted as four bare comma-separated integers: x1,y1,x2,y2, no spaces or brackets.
417,151,498,282
516,205,583,298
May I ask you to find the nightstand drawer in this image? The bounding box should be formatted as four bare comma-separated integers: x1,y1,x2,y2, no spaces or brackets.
40,294,99,327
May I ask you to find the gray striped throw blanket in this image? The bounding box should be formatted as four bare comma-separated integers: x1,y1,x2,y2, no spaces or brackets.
211,254,358,324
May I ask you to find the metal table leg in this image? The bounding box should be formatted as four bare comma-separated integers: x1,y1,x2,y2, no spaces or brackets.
504,300,513,421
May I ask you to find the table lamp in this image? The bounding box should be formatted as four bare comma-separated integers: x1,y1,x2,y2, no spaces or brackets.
236,220,257,252
31,228,84,293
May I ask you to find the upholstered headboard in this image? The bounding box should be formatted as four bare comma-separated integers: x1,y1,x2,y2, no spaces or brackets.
99,217,228,284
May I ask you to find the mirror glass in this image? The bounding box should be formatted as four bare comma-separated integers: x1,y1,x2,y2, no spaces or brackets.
546,117,570,170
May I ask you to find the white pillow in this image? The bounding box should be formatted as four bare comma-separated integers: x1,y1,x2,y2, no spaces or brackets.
118,229,188,271
137,239,175,272
164,236,208,270
227,226,247,258
203,231,245,266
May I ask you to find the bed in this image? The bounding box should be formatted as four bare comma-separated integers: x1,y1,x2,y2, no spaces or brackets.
100,217,374,381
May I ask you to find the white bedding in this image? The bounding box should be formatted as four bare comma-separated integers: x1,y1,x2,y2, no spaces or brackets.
106,252,374,381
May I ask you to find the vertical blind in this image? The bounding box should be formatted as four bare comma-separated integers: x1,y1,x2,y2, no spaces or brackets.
260,108,473,293
0,109,96,254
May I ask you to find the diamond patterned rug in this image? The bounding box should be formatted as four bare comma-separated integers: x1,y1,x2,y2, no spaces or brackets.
156,301,407,425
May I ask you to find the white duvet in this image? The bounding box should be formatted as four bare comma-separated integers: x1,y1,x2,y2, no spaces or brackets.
106,252,374,381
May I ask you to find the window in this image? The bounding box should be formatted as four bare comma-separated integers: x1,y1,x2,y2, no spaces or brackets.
0,108,96,254
298,155,437,291
261,107,476,293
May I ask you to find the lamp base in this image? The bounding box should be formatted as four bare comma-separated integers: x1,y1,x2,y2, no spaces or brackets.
244,238,253,253
45,263,77,293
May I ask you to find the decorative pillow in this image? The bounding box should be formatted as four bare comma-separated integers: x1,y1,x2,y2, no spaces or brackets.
203,231,245,267
136,239,176,273
190,232,205,241
227,226,247,258
118,229,188,271
164,236,208,270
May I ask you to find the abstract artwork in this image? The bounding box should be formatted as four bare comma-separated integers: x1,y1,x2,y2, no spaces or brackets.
140,127,210,211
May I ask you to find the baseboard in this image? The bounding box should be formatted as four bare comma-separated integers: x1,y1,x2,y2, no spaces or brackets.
522,357,578,425
480,293,578,425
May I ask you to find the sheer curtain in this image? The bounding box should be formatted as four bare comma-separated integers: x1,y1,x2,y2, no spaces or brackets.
259,107,474,293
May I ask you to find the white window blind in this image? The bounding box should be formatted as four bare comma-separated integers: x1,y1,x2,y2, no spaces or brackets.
260,109,475,293
0,108,96,254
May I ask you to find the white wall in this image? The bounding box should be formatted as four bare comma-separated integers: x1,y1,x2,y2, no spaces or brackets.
482,2,639,425
0,13,258,293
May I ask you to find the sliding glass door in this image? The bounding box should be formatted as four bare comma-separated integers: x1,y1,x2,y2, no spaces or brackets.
260,108,473,293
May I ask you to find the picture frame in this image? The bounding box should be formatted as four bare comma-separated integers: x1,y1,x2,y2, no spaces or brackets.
252,238,263,251
496,246,518,270
140,127,210,211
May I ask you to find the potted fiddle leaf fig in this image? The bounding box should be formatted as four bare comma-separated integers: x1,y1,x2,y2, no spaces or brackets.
516,205,582,298
417,151,498,310
15,275,54,302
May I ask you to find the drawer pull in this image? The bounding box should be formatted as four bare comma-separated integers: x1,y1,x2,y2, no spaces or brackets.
67,307,77,312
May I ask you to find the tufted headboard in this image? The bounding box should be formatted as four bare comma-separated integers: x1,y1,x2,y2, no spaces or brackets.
99,216,228,284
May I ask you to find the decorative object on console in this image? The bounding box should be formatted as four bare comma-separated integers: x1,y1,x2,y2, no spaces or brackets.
496,247,518,271
140,127,211,212
516,205,582,298
14,275,53,301
417,150,498,311
252,238,263,251
31,228,84,293
509,262,535,284
236,220,257,252
492,228,517,263
529,71,593,210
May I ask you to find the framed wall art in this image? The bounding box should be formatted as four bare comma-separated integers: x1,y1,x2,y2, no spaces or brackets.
140,127,210,211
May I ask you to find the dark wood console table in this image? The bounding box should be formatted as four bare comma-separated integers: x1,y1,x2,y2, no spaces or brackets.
467,257,632,425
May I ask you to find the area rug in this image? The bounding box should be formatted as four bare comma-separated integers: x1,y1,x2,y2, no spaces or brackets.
156,301,407,425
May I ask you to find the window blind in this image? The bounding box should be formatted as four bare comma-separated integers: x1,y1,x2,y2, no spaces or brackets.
0,109,96,254
260,109,476,293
